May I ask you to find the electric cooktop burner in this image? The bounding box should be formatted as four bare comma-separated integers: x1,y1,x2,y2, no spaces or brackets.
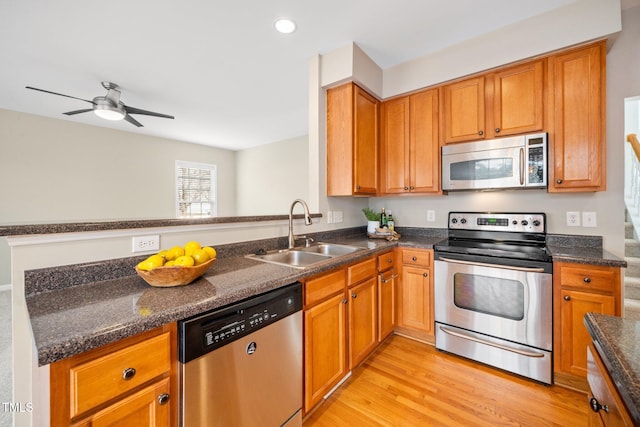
434,212,552,263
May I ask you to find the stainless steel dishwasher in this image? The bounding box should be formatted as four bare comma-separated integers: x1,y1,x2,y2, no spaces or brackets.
179,282,303,427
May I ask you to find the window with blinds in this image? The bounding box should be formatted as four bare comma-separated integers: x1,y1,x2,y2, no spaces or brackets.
175,161,217,217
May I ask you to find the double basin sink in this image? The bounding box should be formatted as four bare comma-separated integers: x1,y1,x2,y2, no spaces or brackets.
247,242,366,269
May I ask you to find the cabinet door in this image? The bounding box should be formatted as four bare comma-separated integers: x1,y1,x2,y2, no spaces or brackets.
353,85,378,195
493,60,544,137
549,42,605,191
378,268,396,342
380,96,410,194
410,89,440,192
304,293,347,412
397,266,433,336
72,379,170,427
326,83,354,196
348,277,378,368
442,76,485,143
558,289,615,377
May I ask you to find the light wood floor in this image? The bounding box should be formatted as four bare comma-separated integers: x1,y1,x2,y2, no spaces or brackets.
303,334,588,426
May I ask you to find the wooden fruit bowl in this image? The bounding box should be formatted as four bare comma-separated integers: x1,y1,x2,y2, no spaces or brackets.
135,258,216,287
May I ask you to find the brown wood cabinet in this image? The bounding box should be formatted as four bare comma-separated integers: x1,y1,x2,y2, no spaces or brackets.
548,41,606,192
441,59,544,144
553,261,621,390
587,344,634,426
379,88,440,194
50,324,177,427
396,248,434,343
377,251,397,342
326,82,378,196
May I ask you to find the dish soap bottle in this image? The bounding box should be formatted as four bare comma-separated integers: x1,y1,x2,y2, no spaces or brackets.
387,211,395,232
380,208,388,228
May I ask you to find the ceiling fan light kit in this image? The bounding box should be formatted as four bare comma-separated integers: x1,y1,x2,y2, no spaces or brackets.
25,81,174,127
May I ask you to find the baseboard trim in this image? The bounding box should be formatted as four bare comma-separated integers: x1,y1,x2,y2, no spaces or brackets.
0,283,12,292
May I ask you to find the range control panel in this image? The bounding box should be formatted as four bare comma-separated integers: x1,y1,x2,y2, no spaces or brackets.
448,212,546,233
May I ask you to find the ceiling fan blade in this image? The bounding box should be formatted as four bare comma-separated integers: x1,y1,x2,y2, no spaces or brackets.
124,114,143,127
25,86,95,105
124,105,174,119
63,108,94,116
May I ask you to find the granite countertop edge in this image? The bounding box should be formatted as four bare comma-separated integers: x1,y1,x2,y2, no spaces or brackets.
584,313,640,425
27,230,626,366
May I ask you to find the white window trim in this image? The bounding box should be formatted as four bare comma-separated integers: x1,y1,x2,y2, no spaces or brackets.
175,160,217,218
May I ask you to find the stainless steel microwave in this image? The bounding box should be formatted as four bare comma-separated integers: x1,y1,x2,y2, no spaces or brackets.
441,132,547,191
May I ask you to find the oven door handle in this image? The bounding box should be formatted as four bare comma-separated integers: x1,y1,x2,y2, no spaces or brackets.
438,256,546,273
439,326,545,358
519,147,525,186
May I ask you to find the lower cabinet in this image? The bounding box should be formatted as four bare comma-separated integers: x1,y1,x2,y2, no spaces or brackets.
587,343,634,426
396,248,434,343
50,324,177,427
348,276,378,368
553,261,621,390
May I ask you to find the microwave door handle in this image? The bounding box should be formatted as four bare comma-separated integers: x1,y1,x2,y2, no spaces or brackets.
519,147,525,186
438,256,546,273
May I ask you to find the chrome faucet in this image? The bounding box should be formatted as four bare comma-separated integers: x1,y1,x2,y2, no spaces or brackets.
288,199,312,249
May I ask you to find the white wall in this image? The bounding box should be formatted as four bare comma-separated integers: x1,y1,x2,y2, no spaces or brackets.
235,135,309,215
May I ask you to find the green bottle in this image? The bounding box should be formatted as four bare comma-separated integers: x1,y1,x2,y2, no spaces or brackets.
380,208,388,228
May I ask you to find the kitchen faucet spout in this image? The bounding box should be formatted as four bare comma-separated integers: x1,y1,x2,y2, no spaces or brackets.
288,199,312,249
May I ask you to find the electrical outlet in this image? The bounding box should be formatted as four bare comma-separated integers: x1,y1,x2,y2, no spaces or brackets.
132,235,160,253
427,210,435,222
333,211,343,223
326,211,334,224
582,211,597,227
566,212,581,227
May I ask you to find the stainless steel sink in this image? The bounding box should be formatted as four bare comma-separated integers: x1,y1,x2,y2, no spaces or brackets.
246,242,365,269
247,250,332,268
300,242,365,256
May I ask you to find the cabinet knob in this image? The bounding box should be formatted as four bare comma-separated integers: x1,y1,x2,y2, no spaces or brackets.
584,277,592,283
556,179,563,184
404,187,409,191
478,130,484,136
158,393,170,406
352,293,357,299
495,128,501,133
122,368,136,381
356,185,361,190
412,256,418,261
386,258,393,263
423,272,428,278
589,397,608,413
342,298,348,305
410,186,415,190
564,295,571,301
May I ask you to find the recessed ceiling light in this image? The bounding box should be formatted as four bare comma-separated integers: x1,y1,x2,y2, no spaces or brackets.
274,18,296,34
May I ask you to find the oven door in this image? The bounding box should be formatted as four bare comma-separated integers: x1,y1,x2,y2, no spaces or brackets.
442,145,524,191
434,252,552,351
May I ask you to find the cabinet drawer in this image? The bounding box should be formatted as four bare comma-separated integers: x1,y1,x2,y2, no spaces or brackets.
377,252,395,271
558,263,619,293
70,332,171,417
305,270,345,306
402,249,431,267
347,258,376,286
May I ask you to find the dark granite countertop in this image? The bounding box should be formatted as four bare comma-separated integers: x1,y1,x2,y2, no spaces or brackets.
25,227,625,366
584,313,640,425
547,234,627,268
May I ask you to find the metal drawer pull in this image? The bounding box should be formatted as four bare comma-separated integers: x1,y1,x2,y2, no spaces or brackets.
412,256,418,261
584,277,592,283
122,368,136,381
438,257,546,273
589,397,608,413
564,295,571,301
440,326,545,358
352,293,357,299
158,393,170,406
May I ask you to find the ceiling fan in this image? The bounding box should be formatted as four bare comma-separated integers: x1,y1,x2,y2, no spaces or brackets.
25,81,174,127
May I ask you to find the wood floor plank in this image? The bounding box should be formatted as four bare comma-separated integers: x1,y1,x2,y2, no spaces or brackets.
303,334,589,426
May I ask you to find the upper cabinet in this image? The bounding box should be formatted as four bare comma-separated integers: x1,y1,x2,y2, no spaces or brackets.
379,88,440,194
441,60,545,144
327,82,379,196
548,41,606,192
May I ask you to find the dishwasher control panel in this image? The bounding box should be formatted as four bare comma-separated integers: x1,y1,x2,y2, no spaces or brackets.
178,282,302,363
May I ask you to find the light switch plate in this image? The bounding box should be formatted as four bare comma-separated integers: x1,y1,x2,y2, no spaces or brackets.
582,212,597,227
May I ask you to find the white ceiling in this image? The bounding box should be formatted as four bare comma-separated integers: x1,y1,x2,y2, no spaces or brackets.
0,0,632,151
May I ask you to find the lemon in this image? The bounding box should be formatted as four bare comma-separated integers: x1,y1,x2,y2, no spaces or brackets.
175,255,195,267
137,254,165,271
157,250,169,260
184,241,201,257
203,246,217,259
164,260,176,266
165,246,185,261
192,249,210,266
